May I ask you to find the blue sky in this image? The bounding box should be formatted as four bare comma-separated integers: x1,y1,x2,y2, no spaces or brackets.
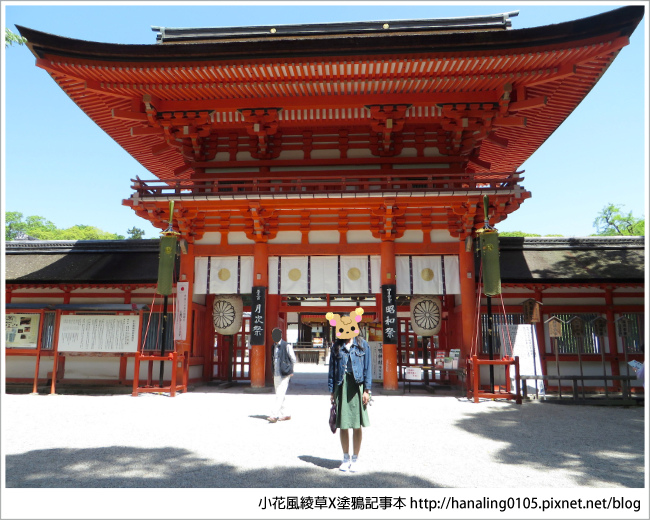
3,2,648,238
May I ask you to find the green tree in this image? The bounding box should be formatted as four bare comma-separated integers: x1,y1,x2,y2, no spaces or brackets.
5,211,28,240
5,212,126,241
127,227,146,239
5,28,27,47
498,231,541,237
593,203,645,236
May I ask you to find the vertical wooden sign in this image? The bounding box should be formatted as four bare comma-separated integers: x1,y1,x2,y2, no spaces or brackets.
381,284,398,343
250,286,266,346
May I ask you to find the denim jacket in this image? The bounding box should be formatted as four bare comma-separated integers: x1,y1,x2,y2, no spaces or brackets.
328,337,372,393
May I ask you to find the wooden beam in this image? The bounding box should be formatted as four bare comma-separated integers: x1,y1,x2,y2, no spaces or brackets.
151,142,172,155
466,155,491,170
523,64,576,87
147,90,503,114
509,96,547,112
493,116,526,127
131,127,165,136
485,132,509,148
112,109,148,121
174,163,192,176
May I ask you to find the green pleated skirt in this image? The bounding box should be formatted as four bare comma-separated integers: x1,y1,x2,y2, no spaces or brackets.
336,372,370,429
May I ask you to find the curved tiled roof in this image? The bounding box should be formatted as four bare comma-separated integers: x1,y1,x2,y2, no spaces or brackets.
6,236,644,285
15,6,644,182
5,240,162,284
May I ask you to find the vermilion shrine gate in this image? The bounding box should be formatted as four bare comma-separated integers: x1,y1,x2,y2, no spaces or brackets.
15,6,644,393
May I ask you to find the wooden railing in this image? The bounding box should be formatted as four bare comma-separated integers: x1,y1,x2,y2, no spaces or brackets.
294,347,328,365
130,170,524,199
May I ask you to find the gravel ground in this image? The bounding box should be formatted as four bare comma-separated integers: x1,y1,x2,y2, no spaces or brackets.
4,363,645,491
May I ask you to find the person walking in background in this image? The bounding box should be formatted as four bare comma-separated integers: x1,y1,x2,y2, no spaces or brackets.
268,328,296,423
327,308,372,473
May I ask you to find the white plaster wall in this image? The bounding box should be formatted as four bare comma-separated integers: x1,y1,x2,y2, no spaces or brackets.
346,230,379,243
228,232,254,245
277,150,303,160
612,297,645,305
541,298,607,306
268,231,302,244
9,298,62,305
395,230,423,243
6,357,51,378
430,230,454,242
196,232,222,245
308,230,339,244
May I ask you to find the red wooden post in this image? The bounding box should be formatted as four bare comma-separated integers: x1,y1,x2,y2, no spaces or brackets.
251,241,268,388
50,309,62,395
31,309,45,394
472,354,480,403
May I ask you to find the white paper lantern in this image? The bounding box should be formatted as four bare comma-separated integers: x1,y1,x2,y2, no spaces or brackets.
213,294,243,335
410,295,442,336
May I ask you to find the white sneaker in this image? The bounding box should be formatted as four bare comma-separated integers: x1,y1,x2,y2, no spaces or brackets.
349,455,361,473
339,454,351,472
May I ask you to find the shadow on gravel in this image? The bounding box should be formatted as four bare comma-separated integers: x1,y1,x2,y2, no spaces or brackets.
454,403,645,488
6,446,440,488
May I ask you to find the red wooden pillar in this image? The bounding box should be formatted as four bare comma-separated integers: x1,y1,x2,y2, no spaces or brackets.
265,293,281,386
605,288,621,391
458,239,476,360
175,241,195,386
250,241,268,388
50,309,62,395
381,239,398,391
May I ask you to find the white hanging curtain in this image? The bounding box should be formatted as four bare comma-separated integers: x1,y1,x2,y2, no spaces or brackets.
194,257,209,295
268,255,380,295
193,256,254,294
442,256,460,295
396,255,461,295
280,256,309,294
209,257,240,294
340,256,370,294
309,256,339,294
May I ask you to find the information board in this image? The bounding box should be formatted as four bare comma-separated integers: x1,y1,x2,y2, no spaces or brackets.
5,313,40,349
500,324,545,396
174,281,189,341
57,315,140,352
369,341,383,382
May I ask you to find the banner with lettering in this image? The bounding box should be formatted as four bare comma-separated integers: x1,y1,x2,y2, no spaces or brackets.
381,284,398,344
250,286,266,346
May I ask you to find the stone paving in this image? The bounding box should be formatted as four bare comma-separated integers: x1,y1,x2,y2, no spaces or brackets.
2,363,646,517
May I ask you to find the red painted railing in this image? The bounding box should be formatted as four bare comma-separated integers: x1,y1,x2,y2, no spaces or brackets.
130,170,524,198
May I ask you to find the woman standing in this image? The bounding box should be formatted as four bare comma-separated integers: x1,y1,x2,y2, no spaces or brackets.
327,308,372,473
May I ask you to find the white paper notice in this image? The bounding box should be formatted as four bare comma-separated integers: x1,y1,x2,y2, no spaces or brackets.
57,315,140,352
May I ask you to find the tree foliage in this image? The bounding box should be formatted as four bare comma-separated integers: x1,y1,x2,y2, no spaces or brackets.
127,227,146,240
5,212,128,241
593,204,645,236
498,231,542,237
5,28,27,47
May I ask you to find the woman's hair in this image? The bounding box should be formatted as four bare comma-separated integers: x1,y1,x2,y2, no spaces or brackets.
332,337,365,355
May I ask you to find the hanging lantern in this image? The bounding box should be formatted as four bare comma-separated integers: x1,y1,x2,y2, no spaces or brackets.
546,316,563,338
592,317,608,338
522,299,541,324
157,235,177,296
213,294,243,335
479,230,501,297
616,316,631,337
569,316,586,337
410,295,442,336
